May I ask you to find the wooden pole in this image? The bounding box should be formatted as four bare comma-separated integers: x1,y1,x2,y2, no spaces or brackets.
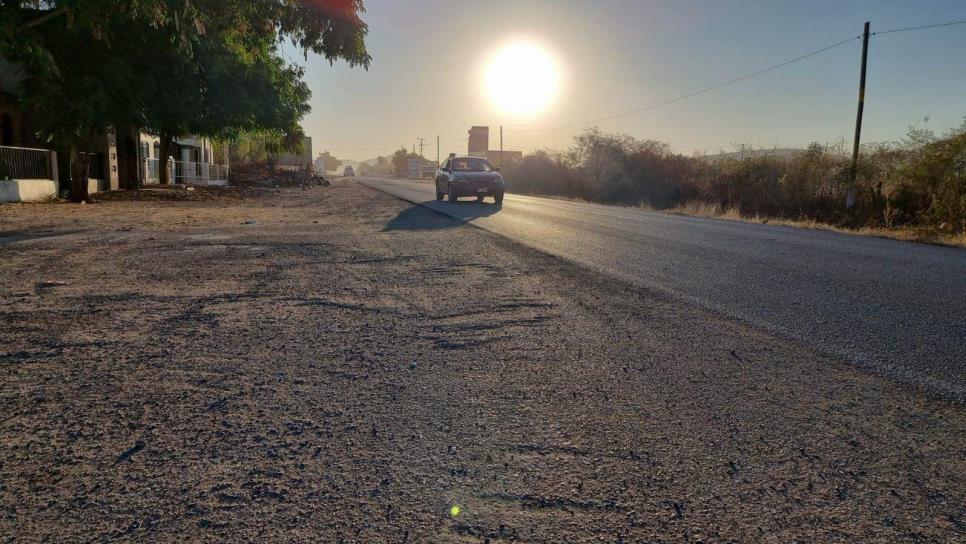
847,21,870,209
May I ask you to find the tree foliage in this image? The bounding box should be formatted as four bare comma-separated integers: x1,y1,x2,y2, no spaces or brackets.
390,147,409,176
358,155,389,176
1,0,370,197
390,147,423,176
230,129,304,166
315,150,342,171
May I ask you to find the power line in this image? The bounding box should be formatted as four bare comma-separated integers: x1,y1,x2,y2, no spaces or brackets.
873,19,966,36
323,137,466,154
439,137,468,145
505,34,862,133
320,18,966,152
321,144,404,153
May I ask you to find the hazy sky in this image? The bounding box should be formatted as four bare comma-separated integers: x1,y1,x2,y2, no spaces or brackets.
288,0,966,161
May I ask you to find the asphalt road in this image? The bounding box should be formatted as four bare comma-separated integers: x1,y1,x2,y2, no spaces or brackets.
361,176,966,402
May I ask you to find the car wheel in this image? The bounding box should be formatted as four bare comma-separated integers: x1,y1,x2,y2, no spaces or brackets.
494,192,504,204
436,186,443,201
448,186,458,203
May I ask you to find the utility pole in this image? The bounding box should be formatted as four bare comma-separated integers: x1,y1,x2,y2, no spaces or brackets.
417,137,425,158
500,126,503,168
436,134,440,167
847,21,870,209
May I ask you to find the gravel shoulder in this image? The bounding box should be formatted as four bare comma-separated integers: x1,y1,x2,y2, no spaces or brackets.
1,181,963,542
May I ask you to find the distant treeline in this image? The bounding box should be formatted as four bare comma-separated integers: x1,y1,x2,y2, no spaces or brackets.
504,122,966,234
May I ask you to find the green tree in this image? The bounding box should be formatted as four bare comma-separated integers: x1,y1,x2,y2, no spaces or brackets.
230,129,303,167
373,155,390,175
2,0,370,198
391,147,409,177
316,151,343,172
4,2,167,199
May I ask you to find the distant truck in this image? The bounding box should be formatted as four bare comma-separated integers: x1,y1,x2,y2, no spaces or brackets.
407,159,438,179
343,165,354,177
421,161,437,179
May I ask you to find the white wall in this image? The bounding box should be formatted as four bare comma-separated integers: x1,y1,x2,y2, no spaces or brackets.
0,179,57,202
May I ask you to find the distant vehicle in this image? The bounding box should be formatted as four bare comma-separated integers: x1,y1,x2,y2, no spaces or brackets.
343,166,355,177
435,154,505,204
421,162,436,179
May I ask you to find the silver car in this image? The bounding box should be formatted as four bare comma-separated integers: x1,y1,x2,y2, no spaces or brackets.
435,154,505,203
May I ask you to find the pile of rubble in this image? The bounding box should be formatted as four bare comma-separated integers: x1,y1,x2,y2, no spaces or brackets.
231,162,329,188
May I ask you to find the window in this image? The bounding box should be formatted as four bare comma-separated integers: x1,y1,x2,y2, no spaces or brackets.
451,157,492,172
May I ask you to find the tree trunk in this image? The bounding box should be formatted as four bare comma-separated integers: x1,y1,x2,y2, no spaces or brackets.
122,127,142,190
68,144,90,203
158,133,173,185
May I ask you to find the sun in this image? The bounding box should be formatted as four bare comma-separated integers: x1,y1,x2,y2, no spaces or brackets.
485,41,561,117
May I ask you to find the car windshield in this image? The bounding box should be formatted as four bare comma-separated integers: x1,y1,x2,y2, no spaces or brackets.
451,157,492,172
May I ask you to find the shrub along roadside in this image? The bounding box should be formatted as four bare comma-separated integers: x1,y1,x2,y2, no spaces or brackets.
503,121,966,241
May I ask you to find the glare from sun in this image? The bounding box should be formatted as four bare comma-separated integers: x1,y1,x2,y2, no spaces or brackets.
485,41,561,117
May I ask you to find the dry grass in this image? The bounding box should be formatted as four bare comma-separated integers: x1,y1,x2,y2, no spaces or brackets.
667,201,966,248
667,200,744,220
506,191,966,248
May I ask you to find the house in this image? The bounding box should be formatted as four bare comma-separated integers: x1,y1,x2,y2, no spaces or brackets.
2,56,125,199
1,58,229,201
468,126,489,156
136,134,228,186
0,57,59,202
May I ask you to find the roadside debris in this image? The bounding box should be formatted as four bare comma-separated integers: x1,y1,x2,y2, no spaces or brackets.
36,280,69,289
671,501,684,519
115,440,146,464
230,162,329,188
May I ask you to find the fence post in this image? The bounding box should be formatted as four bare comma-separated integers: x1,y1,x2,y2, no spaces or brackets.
48,150,58,182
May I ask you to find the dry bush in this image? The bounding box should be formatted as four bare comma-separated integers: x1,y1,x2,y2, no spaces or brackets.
230,161,327,187
504,122,966,237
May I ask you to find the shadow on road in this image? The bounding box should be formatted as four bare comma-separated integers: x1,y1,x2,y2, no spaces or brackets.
382,200,502,231
0,229,85,245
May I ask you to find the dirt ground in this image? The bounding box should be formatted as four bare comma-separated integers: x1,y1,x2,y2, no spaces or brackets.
1,182,964,543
